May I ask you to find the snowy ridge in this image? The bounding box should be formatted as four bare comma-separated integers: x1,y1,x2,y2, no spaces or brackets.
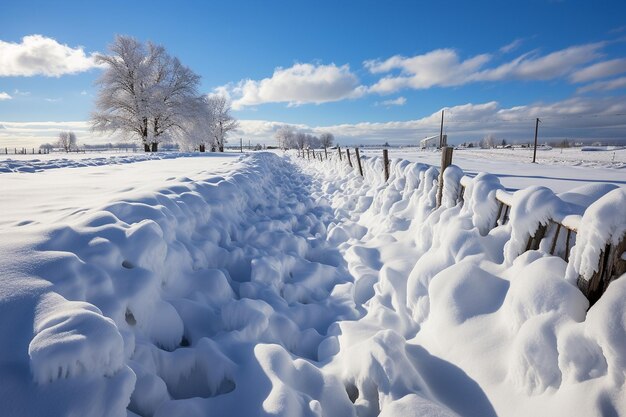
0,151,624,416
0,152,220,173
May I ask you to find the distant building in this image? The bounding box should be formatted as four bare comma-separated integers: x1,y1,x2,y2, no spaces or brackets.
420,134,446,148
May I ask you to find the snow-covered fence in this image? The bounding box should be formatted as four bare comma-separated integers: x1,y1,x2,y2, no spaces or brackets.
458,175,626,307
298,148,626,307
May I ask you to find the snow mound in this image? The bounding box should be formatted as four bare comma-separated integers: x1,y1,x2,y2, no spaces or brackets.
566,188,626,282
28,292,126,384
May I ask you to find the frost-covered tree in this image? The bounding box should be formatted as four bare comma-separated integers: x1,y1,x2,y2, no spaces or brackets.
306,134,321,149
148,50,203,149
91,35,202,152
320,132,334,149
208,95,238,152
295,132,307,150
91,36,152,150
175,96,217,152
480,134,496,149
57,131,78,152
275,126,295,150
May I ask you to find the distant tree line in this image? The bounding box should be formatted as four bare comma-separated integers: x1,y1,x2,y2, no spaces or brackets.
274,127,334,150
91,35,238,152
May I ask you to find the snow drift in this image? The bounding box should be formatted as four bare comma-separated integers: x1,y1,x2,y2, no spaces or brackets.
0,151,624,417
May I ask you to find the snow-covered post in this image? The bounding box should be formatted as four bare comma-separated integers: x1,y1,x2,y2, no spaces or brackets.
437,146,454,207
355,148,363,176
383,149,390,182
566,188,626,305
338,146,342,161
346,149,353,167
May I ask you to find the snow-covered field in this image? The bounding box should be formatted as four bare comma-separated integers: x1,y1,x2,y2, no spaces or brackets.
360,147,626,193
0,151,625,417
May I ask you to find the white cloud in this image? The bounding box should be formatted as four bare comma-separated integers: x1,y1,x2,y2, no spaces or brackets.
218,63,365,110
377,97,407,107
12,89,30,96
366,49,491,93
44,97,62,102
366,42,608,94
500,39,524,54
230,97,626,145
0,92,12,101
577,76,626,93
570,58,626,83
0,35,101,77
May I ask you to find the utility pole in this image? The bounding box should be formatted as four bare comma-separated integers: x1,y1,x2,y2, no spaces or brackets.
439,109,445,149
532,118,541,163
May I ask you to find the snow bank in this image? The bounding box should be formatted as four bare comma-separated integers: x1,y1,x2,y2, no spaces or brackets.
0,151,225,173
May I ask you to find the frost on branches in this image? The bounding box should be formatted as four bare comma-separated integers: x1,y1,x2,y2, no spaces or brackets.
91,35,238,152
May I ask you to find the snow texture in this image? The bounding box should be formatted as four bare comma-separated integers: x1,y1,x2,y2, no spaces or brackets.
0,150,624,417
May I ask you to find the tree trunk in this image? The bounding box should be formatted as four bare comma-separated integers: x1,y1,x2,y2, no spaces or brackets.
199,144,205,152
144,143,150,152
151,142,158,152
219,145,224,152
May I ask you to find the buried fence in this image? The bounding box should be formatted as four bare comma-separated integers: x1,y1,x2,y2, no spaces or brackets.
297,146,626,308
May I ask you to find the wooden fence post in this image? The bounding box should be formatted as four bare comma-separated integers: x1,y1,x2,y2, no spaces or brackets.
307,149,310,160
338,146,342,161
346,148,353,167
383,149,390,182
577,235,626,307
324,147,328,160
355,148,364,177
436,146,454,207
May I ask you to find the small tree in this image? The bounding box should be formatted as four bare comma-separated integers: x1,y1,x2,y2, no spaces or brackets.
57,131,77,152
275,126,295,150
39,143,54,152
295,132,307,150
320,132,334,149
480,134,496,149
306,134,320,149
208,95,238,152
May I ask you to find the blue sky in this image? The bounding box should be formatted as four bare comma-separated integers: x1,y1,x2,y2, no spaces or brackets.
1,0,626,146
